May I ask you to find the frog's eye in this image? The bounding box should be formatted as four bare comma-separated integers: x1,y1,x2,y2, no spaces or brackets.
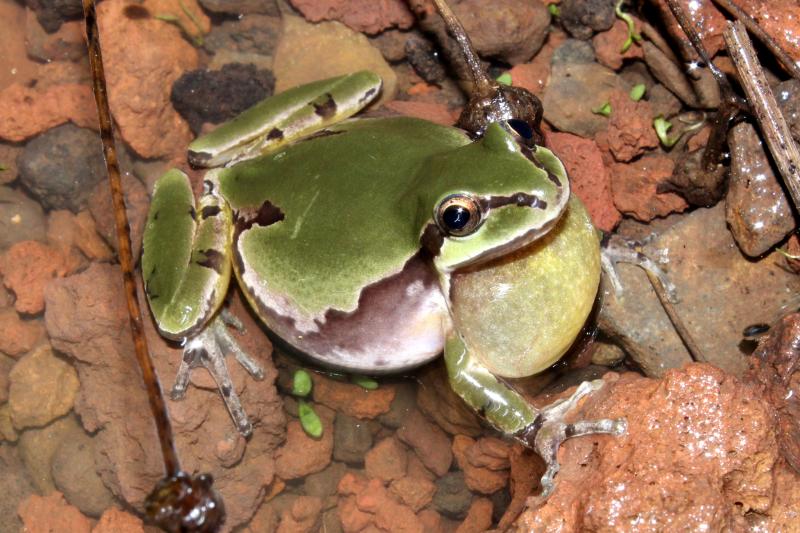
507,119,534,141
435,194,483,237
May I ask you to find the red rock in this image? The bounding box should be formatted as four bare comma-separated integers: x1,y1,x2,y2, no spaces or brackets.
740,0,800,63
396,409,452,477
452,435,508,494
0,309,46,358
650,0,727,57
365,436,408,482
44,264,284,529
0,83,96,143
547,131,621,231
338,495,372,533
603,90,659,162
338,471,370,496
592,19,644,71
384,100,459,127
497,444,541,530
416,364,482,437
312,373,395,419
276,495,323,533
276,416,334,480
508,30,566,98
92,507,144,533
389,475,436,512
0,241,68,315
610,154,688,221
338,473,426,532
455,497,493,533
417,508,445,532
514,366,784,530
468,436,511,470
289,0,414,34
17,492,92,533
96,0,198,159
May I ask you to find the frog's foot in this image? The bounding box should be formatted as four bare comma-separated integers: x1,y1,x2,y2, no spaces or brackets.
601,235,677,303
518,379,627,501
171,313,265,436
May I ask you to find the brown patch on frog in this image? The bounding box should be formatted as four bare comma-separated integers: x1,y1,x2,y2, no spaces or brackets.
196,249,224,273
189,205,197,221
232,200,285,273
298,129,345,144
201,205,221,219
313,93,337,119
358,86,379,105
267,128,284,141
123,4,150,19
420,223,444,256
482,193,547,211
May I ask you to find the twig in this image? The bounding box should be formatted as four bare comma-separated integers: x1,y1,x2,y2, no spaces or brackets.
712,0,800,81
644,271,708,363
724,21,800,211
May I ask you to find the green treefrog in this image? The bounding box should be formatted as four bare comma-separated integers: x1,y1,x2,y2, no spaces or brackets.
142,0,625,499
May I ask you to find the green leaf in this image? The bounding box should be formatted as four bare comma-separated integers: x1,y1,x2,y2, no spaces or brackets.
292,369,313,397
0,163,7,172
615,0,642,53
592,102,612,117
350,374,379,390
298,399,323,439
629,84,646,102
653,116,679,147
496,72,512,86
548,3,560,17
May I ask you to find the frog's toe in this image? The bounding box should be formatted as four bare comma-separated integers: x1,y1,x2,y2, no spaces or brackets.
602,235,678,303
520,379,626,500
170,315,265,437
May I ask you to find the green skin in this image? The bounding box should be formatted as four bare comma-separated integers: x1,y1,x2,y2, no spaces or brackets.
142,71,625,497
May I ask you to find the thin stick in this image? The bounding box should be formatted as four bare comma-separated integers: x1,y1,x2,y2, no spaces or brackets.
644,271,708,363
724,21,800,211
712,0,800,81
81,0,180,477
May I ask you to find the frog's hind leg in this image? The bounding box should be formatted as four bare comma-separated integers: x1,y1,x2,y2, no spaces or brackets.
172,314,264,436
444,334,625,500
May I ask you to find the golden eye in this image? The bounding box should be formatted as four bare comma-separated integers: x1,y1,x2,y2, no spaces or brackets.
435,194,482,237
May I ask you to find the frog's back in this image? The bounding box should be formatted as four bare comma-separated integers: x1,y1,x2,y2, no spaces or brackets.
218,116,468,371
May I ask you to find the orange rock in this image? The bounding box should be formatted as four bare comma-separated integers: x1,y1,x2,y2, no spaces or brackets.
312,373,395,419
276,417,334,480
17,492,92,533
415,364,482,437
0,309,46,358
610,154,688,222
452,435,509,495
396,409,452,477
365,436,408,482
604,89,659,162
276,495,323,533
0,240,68,314
47,210,114,263
547,131,621,231
455,497,493,533
338,495,372,532
92,507,144,533
389,475,436,512
0,83,96,142
592,19,644,71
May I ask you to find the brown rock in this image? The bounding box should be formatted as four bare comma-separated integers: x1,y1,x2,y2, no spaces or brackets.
604,89,659,162
0,142,20,185
726,122,796,257
0,186,47,249
0,404,16,442
384,100,459,127
610,154,688,221
389,476,437,512
276,416,334,480
96,0,197,159
592,19,644,71
514,366,780,530
9,344,79,430
47,210,114,263
92,507,144,533
44,263,284,529
0,355,10,404
0,310,46,358
507,31,564,98
18,492,92,533
88,171,149,259
276,495,323,533
0,443,36,531
452,435,509,495
415,363,482,437
313,373,395,419
25,11,86,62
0,240,69,315
497,444,541,530
547,131,621,231
52,427,117,517
17,413,84,495
0,83,95,143
0,1,40,91
338,472,426,532
455,497,493,533
365,436,408,482
397,409,452,477
289,0,414,34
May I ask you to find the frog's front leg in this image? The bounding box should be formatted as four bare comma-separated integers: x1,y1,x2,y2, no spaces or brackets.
444,334,626,499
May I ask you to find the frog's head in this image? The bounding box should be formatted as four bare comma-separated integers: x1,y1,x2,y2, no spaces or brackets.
416,122,570,273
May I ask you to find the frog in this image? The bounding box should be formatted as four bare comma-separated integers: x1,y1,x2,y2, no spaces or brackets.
142,0,626,499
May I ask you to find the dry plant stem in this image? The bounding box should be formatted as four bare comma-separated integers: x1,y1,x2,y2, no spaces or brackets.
645,271,708,363
712,0,800,81
724,21,800,211
640,21,681,65
664,0,727,85
81,0,180,477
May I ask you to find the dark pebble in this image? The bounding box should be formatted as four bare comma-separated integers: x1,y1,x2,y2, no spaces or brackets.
433,471,472,519
559,0,616,40
25,0,83,33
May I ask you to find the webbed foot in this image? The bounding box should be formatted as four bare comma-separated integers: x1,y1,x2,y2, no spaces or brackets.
517,379,626,501
172,312,265,436
601,234,677,302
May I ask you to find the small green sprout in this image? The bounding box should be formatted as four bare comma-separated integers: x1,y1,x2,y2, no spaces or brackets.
292,369,313,397
155,0,206,47
629,84,646,102
0,163,7,171
615,0,642,53
350,374,379,390
653,116,680,147
496,72,512,86
548,3,560,17
592,102,612,117
298,399,323,439
777,247,800,261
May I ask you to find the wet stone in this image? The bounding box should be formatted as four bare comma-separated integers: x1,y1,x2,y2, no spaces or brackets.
405,35,447,85
726,121,796,257
333,412,374,465
776,79,800,143
203,14,282,59
171,63,275,134
433,471,473,519
0,186,46,249
550,38,595,66
24,0,83,33
559,0,616,39
378,381,417,430
51,428,116,517
18,414,82,494
17,124,106,212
